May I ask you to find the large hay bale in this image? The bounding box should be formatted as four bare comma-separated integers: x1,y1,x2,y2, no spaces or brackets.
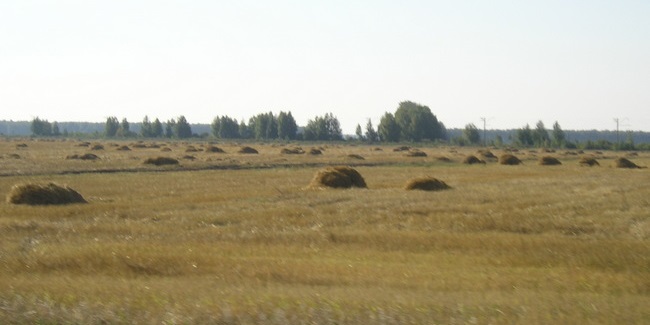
238,146,258,154
579,157,600,167
436,156,453,163
116,145,131,151
613,157,644,169
499,154,522,165
7,183,87,205
539,156,562,166
347,154,365,160
91,144,104,150
462,155,485,165
281,148,304,154
308,148,322,155
393,146,411,152
143,157,179,166
405,150,427,157
477,149,496,159
66,153,100,161
309,166,367,189
205,146,225,153
404,177,451,191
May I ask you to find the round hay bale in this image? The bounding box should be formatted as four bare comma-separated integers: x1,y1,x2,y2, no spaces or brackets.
7,183,87,205
436,156,453,163
499,154,523,165
205,146,225,153
8,153,21,159
578,157,600,167
405,150,427,157
613,157,644,169
143,157,179,166
79,153,100,160
404,177,451,191
160,147,172,152
132,143,147,149
308,148,322,155
477,149,496,159
90,144,104,150
539,156,562,166
281,148,304,154
308,166,367,189
462,155,485,165
393,146,411,152
238,146,258,154
76,142,91,147
181,155,196,160
347,154,365,160
116,145,131,151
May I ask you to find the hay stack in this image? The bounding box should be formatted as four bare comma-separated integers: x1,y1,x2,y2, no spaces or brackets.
404,177,451,191
613,157,644,169
309,166,367,189
116,145,131,151
7,183,87,205
436,156,453,163
143,157,179,166
578,157,600,167
539,156,562,166
91,144,104,150
205,146,225,153
405,150,427,157
477,149,496,159
347,154,365,160
66,153,100,161
499,154,523,165
160,147,172,152
281,148,304,154
462,155,485,165
238,146,258,154
393,146,411,152
308,148,322,155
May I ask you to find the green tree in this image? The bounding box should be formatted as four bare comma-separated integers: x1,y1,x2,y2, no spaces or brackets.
394,101,446,141
174,116,192,138
249,112,277,140
30,117,52,136
364,119,379,142
211,116,239,139
533,120,550,147
303,113,342,141
117,118,131,137
378,113,400,142
105,116,119,137
463,123,481,145
141,116,153,137
51,121,60,136
238,120,252,139
355,124,364,140
164,119,175,138
552,121,565,148
277,111,298,140
152,118,163,137
516,124,534,147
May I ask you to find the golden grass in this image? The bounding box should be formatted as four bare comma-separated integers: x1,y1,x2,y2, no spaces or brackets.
0,138,649,323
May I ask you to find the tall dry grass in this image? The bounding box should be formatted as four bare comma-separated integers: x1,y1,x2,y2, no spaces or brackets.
0,139,649,323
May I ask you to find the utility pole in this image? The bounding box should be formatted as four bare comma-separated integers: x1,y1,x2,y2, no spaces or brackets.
480,117,487,147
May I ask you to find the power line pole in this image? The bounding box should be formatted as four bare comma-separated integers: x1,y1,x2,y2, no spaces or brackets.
480,117,487,147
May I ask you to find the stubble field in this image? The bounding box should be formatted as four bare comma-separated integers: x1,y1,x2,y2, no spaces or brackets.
0,138,649,324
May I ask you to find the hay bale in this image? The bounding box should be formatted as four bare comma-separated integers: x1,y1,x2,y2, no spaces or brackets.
499,154,522,165
404,177,451,191
462,155,485,165
7,183,87,205
143,157,179,166
613,157,644,169
539,156,562,166
160,147,172,152
405,150,427,157
116,145,131,151
181,155,196,160
16,143,28,149
347,154,365,160
7,154,21,159
90,144,104,150
205,146,225,153
308,166,367,189
393,146,411,152
281,148,304,154
579,157,600,167
66,153,100,161
76,142,91,147
436,156,453,163
238,146,258,154
308,148,322,155
477,149,496,159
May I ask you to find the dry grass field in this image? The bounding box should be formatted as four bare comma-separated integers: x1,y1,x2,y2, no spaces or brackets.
1,137,649,324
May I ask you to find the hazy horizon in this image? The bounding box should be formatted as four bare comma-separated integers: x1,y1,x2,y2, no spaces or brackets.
2,1,649,133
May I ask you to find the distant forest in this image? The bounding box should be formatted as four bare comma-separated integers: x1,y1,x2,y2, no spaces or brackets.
3,119,650,148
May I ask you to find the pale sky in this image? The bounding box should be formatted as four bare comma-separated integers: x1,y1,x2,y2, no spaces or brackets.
1,0,649,133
